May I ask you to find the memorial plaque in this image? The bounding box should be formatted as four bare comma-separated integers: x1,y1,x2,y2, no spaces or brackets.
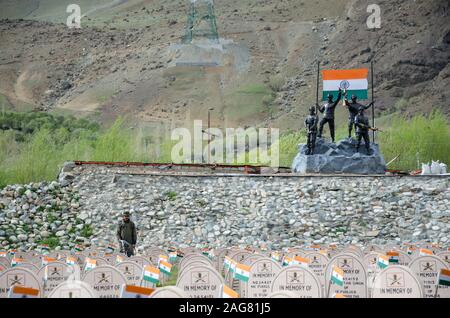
149,286,188,298
304,252,329,289
48,280,98,298
0,267,42,298
179,260,213,278
245,258,282,298
0,257,10,270
129,256,151,268
115,261,143,286
82,265,127,298
325,253,368,298
37,261,81,297
179,253,211,270
103,253,120,265
409,255,450,298
270,265,322,298
372,265,423,298
176,265,224,298
437,251,450,267
342,245,364,258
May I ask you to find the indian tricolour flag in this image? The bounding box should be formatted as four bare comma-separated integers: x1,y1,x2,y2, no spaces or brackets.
0,251,7,258
116,255,124,263
159,260,172,275
8,286,39,298
66,256,76,266
271,252,280,262
42,256,57,266
322,68,369,100
11,257,24,267
387,251,399,264
293,256,310,268
419,248,433,256
224,256,232,270
229,260,237,273
234,263,251,282
377,255,389,269
331,266,344,287
85,258,97,271
143,265,160,284
438,269,450,286
158,255,168,266
222,285,239,298
169,251,177,262
120,285,154,298
282,256,293,267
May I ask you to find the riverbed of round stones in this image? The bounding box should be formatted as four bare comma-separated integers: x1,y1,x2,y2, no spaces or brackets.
1,170,449,252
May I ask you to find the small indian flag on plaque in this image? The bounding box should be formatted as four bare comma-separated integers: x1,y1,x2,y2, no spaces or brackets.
377,255,389,269
120,285,154,298
293,256,310,268
85,258,97,271
407,246,416,255
169,251,177,262
271,252,280,262
331,266,344,286
143,265,160,284
282,256,293,267
11,257,24,267
387,251,399,264
116,255,124,263
74,244,83,252
159,260,172,275
42,256,57,266
438,269,450,286
8,286,39,298
310,245,321,251
158,255,168,265
419,248,433,256
9,249,17,255
222,285,239,298
230,260,237,273
234,263,251,282
0,251,7,258
66,256,76,266
322,68,369,100
39,244,50,252
224,256,232,270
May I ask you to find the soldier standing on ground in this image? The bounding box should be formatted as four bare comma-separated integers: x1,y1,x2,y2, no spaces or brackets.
318,88,342,143
117,211,137,257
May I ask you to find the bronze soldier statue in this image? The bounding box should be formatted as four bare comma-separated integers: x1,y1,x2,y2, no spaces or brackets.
344,94,373,138
318,88,342,143
305,106,319,155
354,109,378,155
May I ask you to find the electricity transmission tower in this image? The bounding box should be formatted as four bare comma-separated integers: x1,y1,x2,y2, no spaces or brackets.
183,0,219,44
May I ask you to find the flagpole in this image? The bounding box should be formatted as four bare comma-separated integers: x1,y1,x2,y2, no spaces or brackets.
326,280,332,298
434,283,439,298
316,61,320,113
371,60,375,143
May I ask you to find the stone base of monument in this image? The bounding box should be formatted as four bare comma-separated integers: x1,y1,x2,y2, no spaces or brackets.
292,138,386,174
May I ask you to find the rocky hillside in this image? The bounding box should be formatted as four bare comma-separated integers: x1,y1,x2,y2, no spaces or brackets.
0,0,448,134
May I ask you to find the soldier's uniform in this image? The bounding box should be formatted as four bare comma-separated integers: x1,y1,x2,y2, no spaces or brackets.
318,91,341,142
305,108,319,155
354,112,372,155
117,217,137,257
345,98,372,138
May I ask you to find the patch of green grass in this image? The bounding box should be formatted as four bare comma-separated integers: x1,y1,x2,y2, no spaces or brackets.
165,191,177,201
46,213,58,223
80,224,94,238
37,236,60,249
